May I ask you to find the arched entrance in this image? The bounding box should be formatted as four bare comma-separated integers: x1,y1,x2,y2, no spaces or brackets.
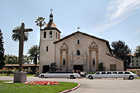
73,65,83,71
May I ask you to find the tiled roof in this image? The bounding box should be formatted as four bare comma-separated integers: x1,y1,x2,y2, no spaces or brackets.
4,64,39,67
127,53,136,56
42,20,61,33
45,20,57,28
106,54,123,61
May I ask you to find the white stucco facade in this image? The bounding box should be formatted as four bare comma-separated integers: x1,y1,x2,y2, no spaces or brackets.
39,13,124,73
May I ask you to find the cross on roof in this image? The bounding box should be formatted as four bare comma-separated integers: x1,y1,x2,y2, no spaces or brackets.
77,27,80,31
50,9,53,13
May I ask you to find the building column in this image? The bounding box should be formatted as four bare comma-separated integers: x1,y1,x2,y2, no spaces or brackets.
60,51,62,71
89,50,92,71
66,50,68,71
96,50,98,70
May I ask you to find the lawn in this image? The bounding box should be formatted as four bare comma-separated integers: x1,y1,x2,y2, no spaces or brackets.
0,81,78,93
0,74,35,77
135,77,140,79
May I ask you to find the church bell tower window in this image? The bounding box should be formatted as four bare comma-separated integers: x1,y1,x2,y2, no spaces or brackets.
46,46,48,52
44,32,46,38
49,31,52,38
56,32,57,38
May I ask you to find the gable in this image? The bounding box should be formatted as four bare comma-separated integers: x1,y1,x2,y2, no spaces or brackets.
54,31,113,55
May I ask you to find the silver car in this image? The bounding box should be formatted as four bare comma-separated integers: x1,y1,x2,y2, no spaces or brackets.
86,71,139,80
39,72,80,79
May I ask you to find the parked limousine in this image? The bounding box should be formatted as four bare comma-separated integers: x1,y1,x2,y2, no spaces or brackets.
86,71,139,80
39,72,81,79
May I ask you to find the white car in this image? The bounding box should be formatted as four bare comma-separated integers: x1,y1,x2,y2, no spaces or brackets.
86,71,139,80
39,72,80,79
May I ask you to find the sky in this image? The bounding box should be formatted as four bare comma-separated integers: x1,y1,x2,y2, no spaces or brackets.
0,0,140,56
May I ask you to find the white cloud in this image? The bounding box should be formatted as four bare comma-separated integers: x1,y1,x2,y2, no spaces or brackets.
107,0,140,20
93,0,140,33
94,18,124,33
134,30,140,35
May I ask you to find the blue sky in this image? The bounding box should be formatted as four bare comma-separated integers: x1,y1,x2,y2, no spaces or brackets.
0,0,140,56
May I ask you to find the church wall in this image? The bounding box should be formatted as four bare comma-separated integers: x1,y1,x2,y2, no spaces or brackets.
39,30,58,73
105,55,124,71
55,33,118,72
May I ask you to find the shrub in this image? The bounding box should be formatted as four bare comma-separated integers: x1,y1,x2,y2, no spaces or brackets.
98,63,105,71
88,72,96,74
3,70,7,74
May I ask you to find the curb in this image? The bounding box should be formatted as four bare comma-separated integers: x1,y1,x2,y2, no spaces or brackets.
60,84,80,93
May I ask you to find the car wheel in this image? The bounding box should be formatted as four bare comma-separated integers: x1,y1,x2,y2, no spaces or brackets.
70,75,75,79
88,76,93,79
41,75,45,78
129,76,134,80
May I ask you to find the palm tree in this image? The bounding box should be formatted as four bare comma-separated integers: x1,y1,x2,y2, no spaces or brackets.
23,55,32,64
35,17,46,71
35,17,46,30
12,26,29,42
28,45,39,73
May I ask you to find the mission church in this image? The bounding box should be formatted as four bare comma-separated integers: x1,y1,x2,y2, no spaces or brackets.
39,12,124,73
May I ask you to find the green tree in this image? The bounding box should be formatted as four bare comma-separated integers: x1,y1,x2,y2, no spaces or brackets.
28,45,39,65
28,45,39,73
12,26,29,42
98,63,105,71
0,29,5,69
35,17,46,30
4,54,31,64
23,55,31,64
135,46,140,57
4,54,18,64
111,40,131,70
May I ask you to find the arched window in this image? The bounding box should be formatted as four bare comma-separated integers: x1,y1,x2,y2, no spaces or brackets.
77,50,80,55
93,59,95,65
44,32,46,38
77,40,80,45
46,46,48,52
49,31,52,38
63,59,65,66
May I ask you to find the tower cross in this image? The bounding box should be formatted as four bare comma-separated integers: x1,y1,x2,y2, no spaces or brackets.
50,9,53,13
77,27,80,31
13,23,33,71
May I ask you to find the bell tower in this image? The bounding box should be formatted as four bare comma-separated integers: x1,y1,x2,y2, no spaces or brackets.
39,10,61,73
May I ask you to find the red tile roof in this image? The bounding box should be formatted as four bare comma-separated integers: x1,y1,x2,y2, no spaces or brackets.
4,64,39,67
42,20,61,33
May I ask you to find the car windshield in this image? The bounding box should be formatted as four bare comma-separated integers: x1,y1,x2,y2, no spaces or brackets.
124,72,130,74
96,72,100,74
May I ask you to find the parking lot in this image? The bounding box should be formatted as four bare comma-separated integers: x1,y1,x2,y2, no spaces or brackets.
0,76,140,93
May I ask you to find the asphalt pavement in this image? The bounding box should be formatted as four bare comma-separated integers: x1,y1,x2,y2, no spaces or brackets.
0,76,140,93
